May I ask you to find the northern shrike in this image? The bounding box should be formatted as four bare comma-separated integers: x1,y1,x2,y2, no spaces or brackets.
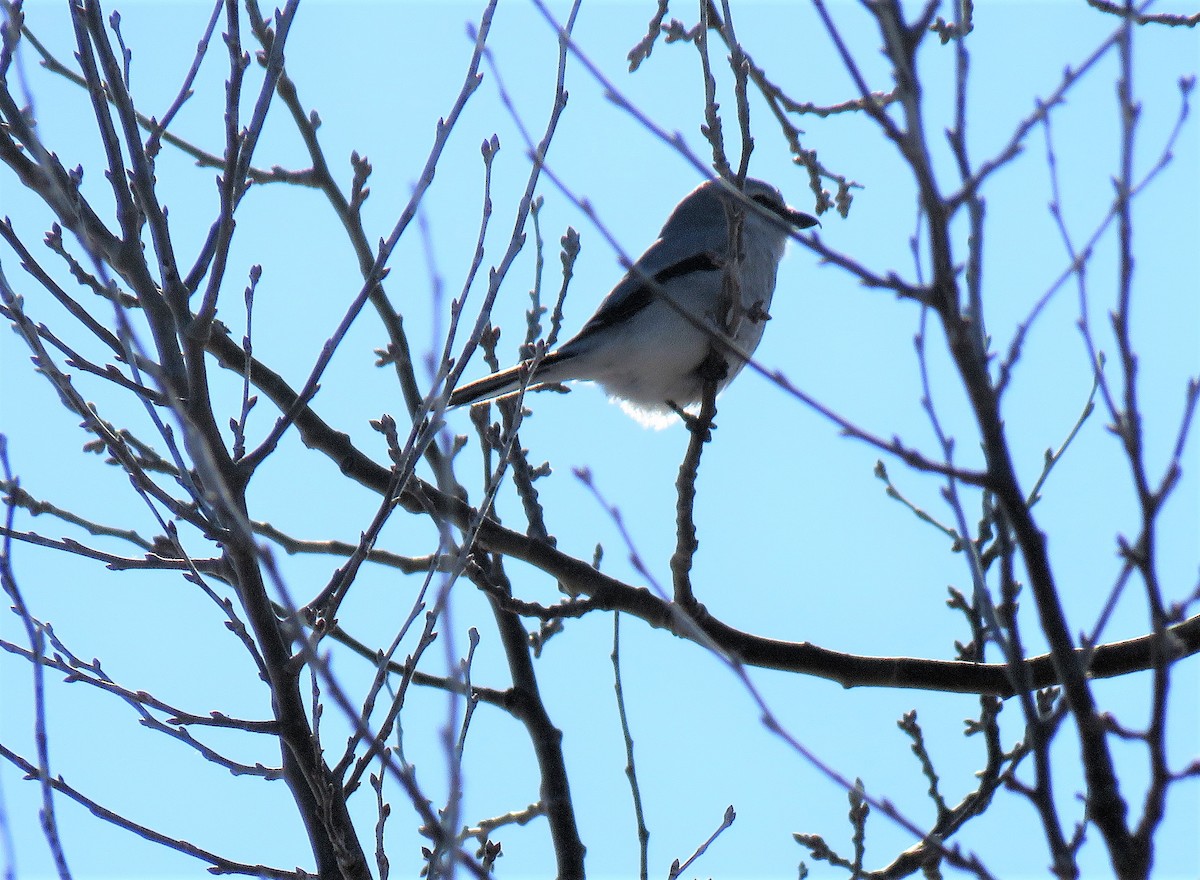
449,178,818,426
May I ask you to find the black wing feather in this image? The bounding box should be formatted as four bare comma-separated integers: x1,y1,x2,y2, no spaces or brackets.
576,252,722,335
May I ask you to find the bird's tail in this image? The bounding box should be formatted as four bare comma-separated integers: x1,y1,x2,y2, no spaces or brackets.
448,352,567,408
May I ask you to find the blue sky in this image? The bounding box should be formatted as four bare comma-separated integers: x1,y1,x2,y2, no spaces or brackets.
2,1,1198,878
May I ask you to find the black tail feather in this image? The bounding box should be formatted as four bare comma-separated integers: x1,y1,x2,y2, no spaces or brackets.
448,351,569,408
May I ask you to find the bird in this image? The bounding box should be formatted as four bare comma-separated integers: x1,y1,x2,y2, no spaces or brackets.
449,177,818,426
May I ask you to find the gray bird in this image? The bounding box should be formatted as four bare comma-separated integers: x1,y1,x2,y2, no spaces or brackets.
449,178,817,425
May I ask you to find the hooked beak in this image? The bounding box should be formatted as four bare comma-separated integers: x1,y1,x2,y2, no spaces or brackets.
785,207,820,230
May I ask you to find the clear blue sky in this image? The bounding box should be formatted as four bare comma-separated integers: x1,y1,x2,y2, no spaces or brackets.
2,2,1198,878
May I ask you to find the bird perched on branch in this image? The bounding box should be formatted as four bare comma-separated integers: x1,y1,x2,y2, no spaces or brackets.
449,177,818,426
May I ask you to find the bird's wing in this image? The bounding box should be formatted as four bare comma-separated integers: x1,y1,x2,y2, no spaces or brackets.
567,234,726,341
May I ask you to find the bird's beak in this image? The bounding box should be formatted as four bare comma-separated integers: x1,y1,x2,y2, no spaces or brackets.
787,208,821,230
